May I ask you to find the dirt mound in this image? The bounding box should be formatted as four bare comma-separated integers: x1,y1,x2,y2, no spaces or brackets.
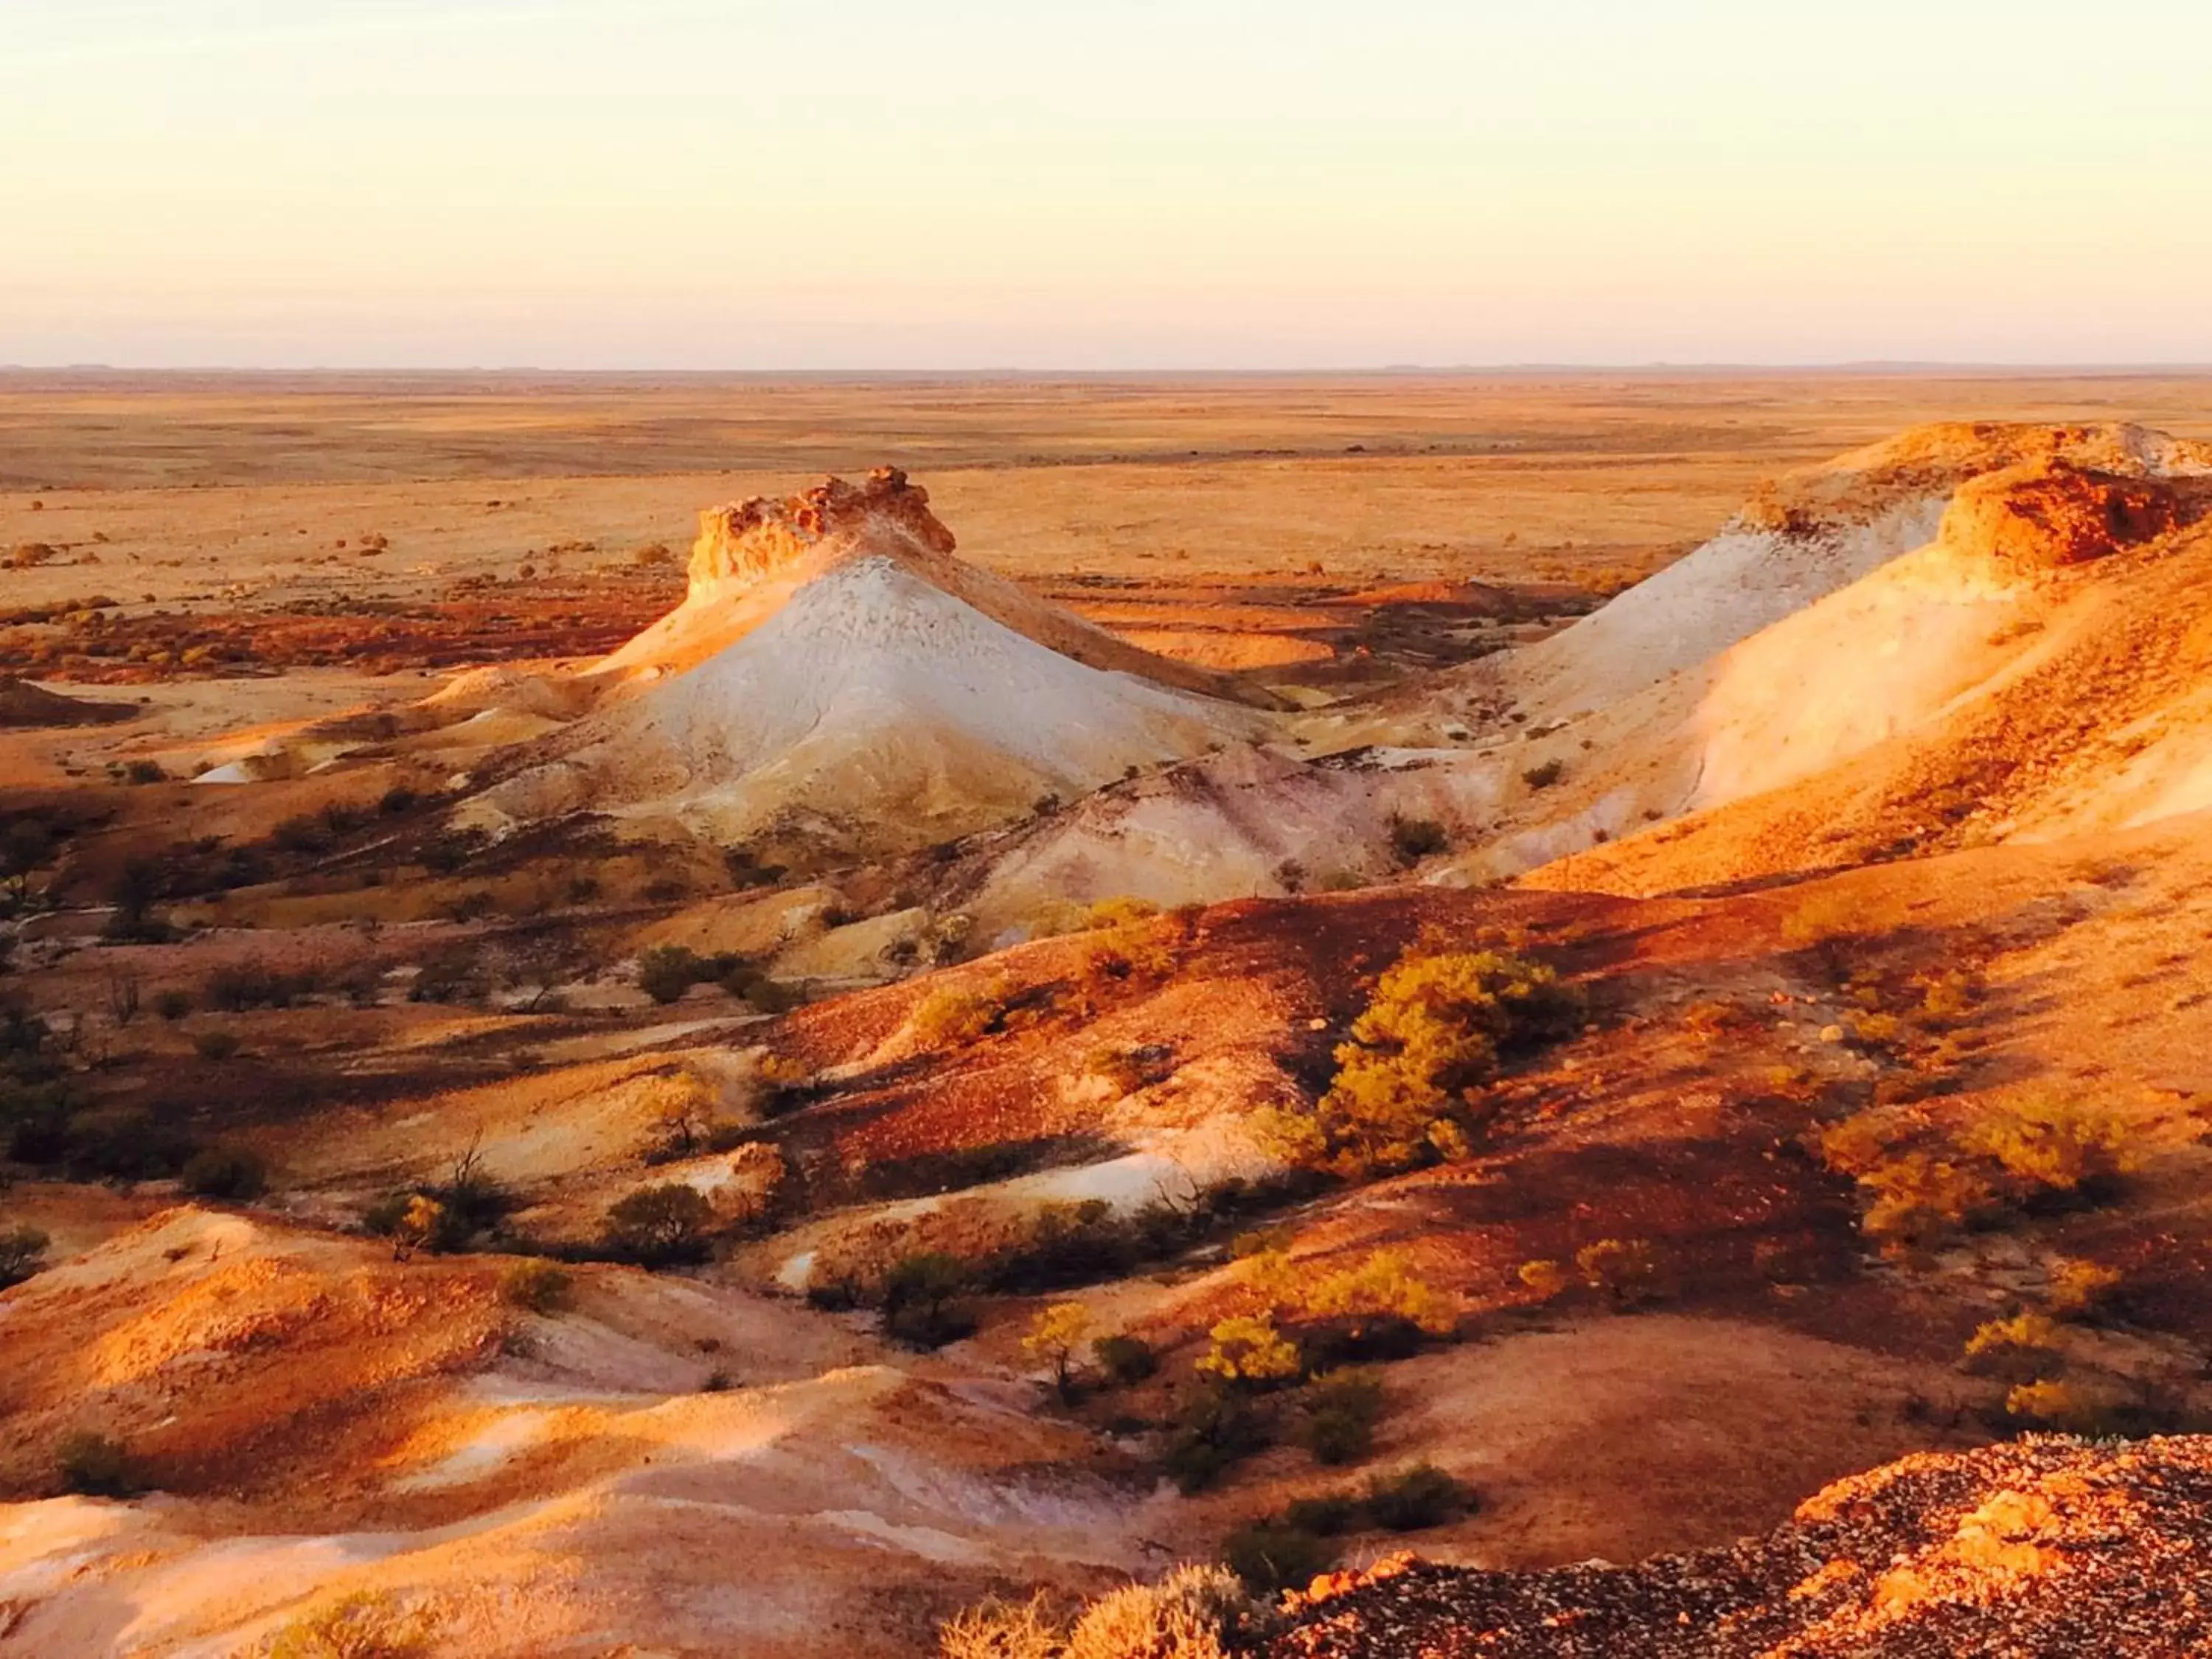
1938,459,2180,572
1267,1436,2212,1657
0,675,134,728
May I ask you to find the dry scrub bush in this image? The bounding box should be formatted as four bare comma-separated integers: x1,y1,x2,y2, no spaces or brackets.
1078,901,1189,991
1065,1565,1250,1659
1083,1042,1173,1096
939,1590,1065,1659
0,1222,50,1287
1964,1311,2066,1379
266,1593,434,1659
1822,1096,2139,1253
500,1259,574,1315
909,978,1015,1047
2005,1378,2123,1435
1256,937,1579,1179
1575,1237,1660,1307
1779,888,1863,950
1197,1315,1301,1387
1960,1099,2137,1196
1517,1258,1568,1299
939,1565,1251,1659
1857,1154,1997,1248
2048,1257,2123,1319
603,1183,714,1264
1301,1248,1455,1335
1239,1245,1454,1347
1680,1000,1744,1040
1388,815,1450,865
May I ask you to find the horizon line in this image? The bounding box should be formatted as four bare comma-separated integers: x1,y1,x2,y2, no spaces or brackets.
8,361,2212,380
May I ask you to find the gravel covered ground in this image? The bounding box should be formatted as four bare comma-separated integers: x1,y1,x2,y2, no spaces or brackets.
1267,1436,2212,1658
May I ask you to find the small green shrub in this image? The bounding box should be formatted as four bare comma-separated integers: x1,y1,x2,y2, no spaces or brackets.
602,1183,714,1265
1220,1520,1336,1595
271,815,335,855
1283,1493,1361,1537
1164,1385,1271,1494
880,1251,975,1348
1301,1368,1386,1465
179,1147,267,1201
1093,1332,1158,1386
153,989,192,1021
56,1430,139,1498
1388,815,1450,865
1363,1461,1475,1531
500,1259,574,1315
0,1222,51,1287
206,959,317,1012
1520,759,1565,789
192,1029,242,1062
636,945,705,1006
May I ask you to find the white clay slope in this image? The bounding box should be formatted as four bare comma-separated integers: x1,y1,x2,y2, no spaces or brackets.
473,556,1262,847
1495,421,2212,725
1503,495,1950,722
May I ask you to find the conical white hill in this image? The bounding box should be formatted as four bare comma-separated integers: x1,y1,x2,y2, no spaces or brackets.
463,470,1269,854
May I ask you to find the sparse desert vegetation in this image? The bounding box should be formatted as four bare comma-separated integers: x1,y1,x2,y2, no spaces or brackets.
7,378,2212,1658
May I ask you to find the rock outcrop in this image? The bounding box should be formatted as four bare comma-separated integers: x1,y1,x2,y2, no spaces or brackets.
1938,459,2181,572
685,467,958,602
1267,1436,2212,1658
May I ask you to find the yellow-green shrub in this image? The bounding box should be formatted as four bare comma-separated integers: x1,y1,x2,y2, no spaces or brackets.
1196,1315,1301,1387
1257,939,1579,1179
1959,1099,2137,1196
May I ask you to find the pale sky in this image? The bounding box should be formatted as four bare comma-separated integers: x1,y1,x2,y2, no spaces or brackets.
4,0,2208,369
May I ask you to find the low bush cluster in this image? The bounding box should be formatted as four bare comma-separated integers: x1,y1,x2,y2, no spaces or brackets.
1255,933,1582,1180
206,959,324,1012
364,1138,518,1256
635,944,791,1010
1820,1096,2140,1253
1220,1462,1475,1592
939,1564,1255,1659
